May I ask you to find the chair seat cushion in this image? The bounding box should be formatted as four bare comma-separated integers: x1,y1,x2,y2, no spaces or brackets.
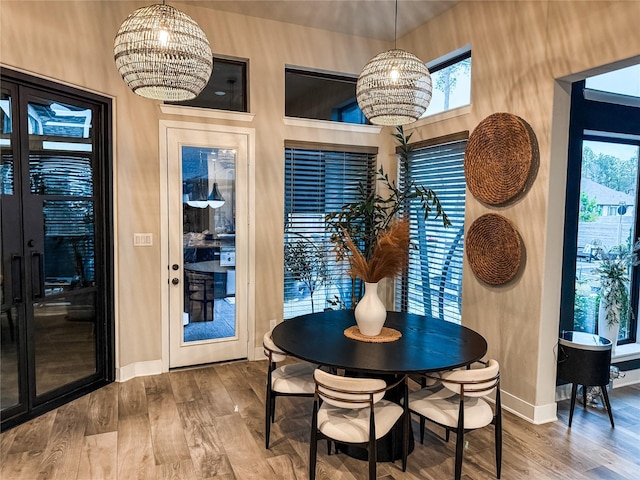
272,362,316,394
317,399,403,444
409,387,494,429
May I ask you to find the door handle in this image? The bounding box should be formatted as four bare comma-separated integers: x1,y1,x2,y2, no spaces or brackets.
31,251,44,300
10,254,23,303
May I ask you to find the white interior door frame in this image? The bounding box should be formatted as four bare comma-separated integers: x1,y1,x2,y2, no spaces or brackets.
159,119,256,371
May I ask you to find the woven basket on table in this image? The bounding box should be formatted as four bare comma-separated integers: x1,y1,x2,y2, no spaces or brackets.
465,213,522,285
464,112,534,205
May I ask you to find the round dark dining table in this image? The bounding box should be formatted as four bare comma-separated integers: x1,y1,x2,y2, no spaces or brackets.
271,309,488,375
271,309,488,462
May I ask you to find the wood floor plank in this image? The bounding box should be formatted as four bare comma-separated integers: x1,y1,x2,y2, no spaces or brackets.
192,365,236,417
116,414,156,480
75,431,118,480
36,394,89,480
118,376,148,418
6,409,56,454
169,369,203,404
157,459,198,480
144,374,192,466
265,454,297,480
214,412,279,480
86,382,119,436
176,399,233,478
0,451,45,480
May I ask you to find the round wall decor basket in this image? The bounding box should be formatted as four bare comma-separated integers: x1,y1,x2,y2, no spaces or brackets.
465,112,533,205
466,213,522,285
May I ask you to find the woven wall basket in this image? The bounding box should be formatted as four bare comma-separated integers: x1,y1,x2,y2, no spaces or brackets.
466,213,522,285
465,112,533,205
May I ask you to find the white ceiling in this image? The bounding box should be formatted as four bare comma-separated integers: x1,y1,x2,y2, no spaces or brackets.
179,0,458,40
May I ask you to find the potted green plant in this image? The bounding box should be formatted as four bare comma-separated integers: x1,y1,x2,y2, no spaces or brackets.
597,240,640,353
325,126,450,310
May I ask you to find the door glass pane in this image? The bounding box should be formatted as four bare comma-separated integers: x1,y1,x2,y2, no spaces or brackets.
573,140,639,340
34,291,97,395
1,89,13,195
43,200,95,293
29,154,93,196
182,146,235,342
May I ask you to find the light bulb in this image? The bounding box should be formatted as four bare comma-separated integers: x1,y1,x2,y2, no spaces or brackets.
390,66,400,82
157,26,169,46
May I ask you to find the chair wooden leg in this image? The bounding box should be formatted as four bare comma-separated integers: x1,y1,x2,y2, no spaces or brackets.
455,403,465,480
601,386,615,428
310,404,319,480
265,380,272,449
568,383,578,427
368,439,377,480
582,384,587,410
495,390,502,479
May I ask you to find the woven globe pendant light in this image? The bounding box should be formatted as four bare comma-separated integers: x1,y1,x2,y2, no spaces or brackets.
356,1,432,126
114,1,213,101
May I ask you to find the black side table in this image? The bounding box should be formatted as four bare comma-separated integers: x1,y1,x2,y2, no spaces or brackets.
557,331,614,428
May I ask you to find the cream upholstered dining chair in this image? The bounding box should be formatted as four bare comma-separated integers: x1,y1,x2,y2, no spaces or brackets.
263,329,315,449
309,368,409,480
408,359,502,480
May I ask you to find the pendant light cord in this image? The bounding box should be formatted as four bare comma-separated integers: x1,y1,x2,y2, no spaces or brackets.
394,0,398,49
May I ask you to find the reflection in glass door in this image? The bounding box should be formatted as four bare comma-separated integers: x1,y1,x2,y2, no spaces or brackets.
182,146,236,341
1,71,112,431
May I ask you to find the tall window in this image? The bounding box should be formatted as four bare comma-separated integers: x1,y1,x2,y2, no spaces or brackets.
422,48,471,118
396,134,468,323
560,64,640,344
284,143,376,319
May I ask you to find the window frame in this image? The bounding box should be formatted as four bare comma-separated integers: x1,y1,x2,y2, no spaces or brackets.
283,142,376,318
560,79,640,345
396,132,469,323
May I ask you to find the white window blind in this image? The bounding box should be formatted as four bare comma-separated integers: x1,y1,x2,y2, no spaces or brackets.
397,136,467,323
284,144,375,319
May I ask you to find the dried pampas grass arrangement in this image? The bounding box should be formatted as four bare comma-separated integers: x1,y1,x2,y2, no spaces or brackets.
343,219,410,283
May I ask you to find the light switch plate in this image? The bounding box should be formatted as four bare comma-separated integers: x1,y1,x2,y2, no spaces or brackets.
134,233,153,246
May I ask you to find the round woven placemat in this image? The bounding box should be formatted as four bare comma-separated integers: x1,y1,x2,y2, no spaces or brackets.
465,112,533,205
466,213,522,285
344,326,402,343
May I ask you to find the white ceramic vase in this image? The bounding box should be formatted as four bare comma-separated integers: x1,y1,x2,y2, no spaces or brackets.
598,301,620,355
354,281,386,336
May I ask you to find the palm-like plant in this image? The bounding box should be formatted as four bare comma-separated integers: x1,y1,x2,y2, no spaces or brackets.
325,126,450,305
598,240,640,327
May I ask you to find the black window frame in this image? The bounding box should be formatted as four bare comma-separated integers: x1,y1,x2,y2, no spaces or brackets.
560,79,640,346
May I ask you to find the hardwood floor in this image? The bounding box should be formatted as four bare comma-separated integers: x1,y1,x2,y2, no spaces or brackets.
1,359,639,480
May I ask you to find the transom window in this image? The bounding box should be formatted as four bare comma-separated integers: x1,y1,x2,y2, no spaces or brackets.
422,47,471,118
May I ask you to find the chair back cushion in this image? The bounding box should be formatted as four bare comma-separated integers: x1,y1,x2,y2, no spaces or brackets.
314,369,386,409
441,359,499,397
263,331,287,363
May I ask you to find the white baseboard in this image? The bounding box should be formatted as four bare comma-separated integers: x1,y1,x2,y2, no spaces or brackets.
254,346,266,362
116,360,164,382
501,389,558,424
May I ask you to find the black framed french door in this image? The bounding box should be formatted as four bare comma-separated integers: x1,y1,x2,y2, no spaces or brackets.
1,68,114,431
